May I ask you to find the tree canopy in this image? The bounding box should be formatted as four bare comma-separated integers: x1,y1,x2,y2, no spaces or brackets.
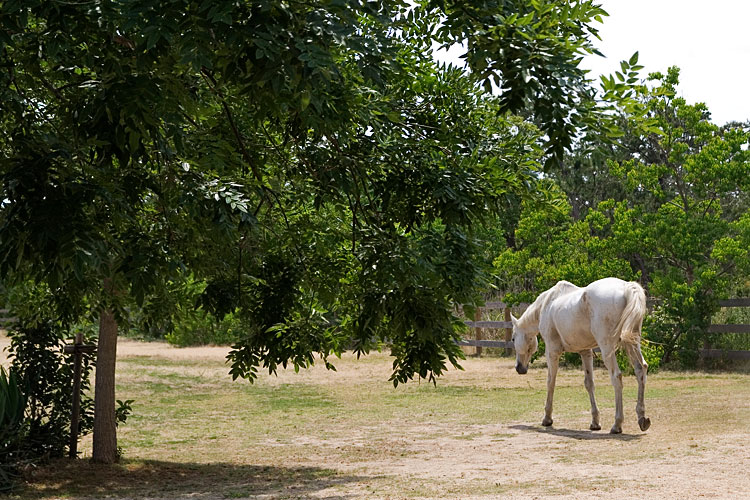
1,0,622,462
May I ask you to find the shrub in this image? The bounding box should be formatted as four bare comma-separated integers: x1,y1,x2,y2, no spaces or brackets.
6,321,95,458
1,280,95,483
165,310,242,347
127,276,243,347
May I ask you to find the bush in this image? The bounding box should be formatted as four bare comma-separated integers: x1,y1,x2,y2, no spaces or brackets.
0,280,96,490
165,310,242,347
6,321,95,458
126,276,243,347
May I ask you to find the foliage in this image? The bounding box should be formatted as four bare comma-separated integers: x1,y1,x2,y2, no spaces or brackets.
493,197,638,305
0,366,27,493
164,312,242,347
3,283,95,458
128,276,243,346
431,0,610,165
115,399,134,427
605,69,750,365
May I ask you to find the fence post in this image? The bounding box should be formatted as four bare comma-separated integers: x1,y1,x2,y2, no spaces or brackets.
69,332,84,458
474,309,482,357
504,307,513,356
64,332,96,458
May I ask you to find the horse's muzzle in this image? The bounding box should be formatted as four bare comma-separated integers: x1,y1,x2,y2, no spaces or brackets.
515,363,528,375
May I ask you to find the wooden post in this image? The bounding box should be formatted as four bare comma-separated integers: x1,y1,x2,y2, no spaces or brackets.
64,333,97,459
69,332,83,458
474,309,482,357
700,337,711,368
504,307,513,356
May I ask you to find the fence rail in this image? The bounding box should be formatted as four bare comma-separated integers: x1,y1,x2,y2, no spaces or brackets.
457,302,528,356
718,298,750,307
459,298,750,361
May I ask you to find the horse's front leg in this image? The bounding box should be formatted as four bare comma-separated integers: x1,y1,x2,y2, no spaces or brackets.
580,349,601,431
542,347,562,427
601,347,624,434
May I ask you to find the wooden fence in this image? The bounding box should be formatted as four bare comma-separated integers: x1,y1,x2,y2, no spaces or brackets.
459,298,750,361
702,298,750,360
457,301,528,356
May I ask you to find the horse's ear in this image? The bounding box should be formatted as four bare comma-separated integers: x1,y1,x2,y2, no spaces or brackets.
510,314,518,326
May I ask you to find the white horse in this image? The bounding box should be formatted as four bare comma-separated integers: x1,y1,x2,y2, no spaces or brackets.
510,277,650,434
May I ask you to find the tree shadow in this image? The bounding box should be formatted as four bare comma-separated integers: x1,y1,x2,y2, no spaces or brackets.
510,424,644,442
20,459,366,499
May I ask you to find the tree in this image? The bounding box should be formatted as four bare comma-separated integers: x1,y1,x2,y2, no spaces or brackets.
605,69,750,363
493,196,638,304
1,1,613,462
495,68,750,365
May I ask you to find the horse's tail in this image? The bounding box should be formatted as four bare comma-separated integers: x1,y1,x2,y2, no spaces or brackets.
616,282,647,346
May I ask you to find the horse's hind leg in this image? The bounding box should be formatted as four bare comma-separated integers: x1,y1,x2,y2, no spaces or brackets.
581,350,601,431
624,342,651,431
600,348,624,434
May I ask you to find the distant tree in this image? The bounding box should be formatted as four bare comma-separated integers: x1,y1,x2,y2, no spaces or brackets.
605,68,750,363
495,68,750,365
1,0,612,462
493,196,638,305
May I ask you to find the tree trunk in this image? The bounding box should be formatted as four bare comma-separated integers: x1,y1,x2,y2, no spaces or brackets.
92,308,118,463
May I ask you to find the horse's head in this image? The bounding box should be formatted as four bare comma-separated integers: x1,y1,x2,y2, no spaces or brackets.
510,314,538,375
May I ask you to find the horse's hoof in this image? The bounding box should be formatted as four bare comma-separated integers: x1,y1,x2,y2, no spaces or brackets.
638,416,651,431
590,423,601,431
542,417,553,427
610,426,622,434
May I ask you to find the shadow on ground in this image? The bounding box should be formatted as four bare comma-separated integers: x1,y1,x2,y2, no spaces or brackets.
510,424,644,441
19,459,364,499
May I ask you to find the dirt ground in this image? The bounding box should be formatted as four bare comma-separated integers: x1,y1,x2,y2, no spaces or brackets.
5,337,750,499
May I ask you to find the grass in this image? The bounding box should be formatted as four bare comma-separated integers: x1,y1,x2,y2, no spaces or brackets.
6,339,750,499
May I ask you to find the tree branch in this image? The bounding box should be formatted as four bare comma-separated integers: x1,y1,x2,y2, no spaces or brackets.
200,68,263,184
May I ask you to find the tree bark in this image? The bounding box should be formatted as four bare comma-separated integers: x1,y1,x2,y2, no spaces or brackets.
92,308,118,463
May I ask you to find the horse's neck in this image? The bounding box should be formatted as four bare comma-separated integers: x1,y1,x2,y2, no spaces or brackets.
518,302,541,330
519,281,578,330
518,283,566,330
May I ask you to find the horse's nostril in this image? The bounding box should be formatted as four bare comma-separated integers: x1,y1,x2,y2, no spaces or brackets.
515,364,528,375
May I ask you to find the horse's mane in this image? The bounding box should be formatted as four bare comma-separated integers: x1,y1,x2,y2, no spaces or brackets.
518,281,579,329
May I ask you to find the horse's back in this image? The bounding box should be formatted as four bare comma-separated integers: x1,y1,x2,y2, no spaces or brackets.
544,278,643,351
583,277,638,309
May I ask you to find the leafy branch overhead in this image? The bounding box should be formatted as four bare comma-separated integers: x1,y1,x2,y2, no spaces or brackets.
2,0,616,387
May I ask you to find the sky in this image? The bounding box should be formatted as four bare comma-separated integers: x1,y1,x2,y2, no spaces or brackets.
434,1,750,126
581,0,750,125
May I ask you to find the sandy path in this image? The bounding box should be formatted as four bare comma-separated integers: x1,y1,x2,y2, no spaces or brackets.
7,335,750,499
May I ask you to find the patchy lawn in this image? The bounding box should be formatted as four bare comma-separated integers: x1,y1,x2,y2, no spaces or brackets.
6,338,750,499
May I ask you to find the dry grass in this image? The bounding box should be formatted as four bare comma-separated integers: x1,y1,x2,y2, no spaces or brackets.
4,337,750,499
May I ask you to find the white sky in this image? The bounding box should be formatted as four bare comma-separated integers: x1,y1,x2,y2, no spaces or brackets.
581,0,750,125
434,1,750,125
